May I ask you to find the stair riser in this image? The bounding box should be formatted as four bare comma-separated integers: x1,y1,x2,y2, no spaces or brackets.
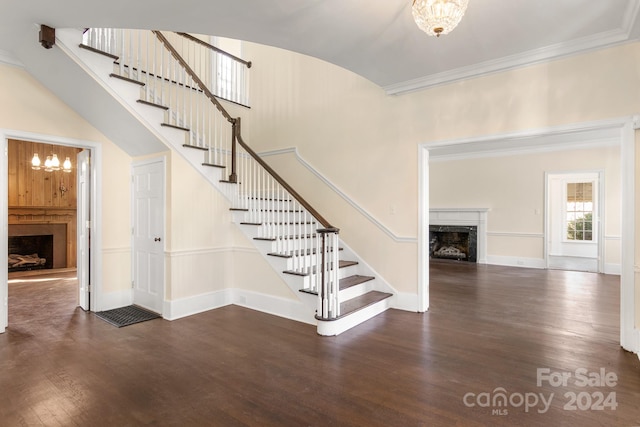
316,298,391,336
340,280,375,302
237,211,312,223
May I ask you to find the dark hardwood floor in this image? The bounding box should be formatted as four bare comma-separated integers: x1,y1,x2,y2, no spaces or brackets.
1,262,639,426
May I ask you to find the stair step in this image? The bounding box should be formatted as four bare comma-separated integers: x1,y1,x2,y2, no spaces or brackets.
230,208,248,212
109,73,145,86
254,234,317,242
202,162,225,169
240,221,316,226
340,274,375,290
182,143,207,151
267,247,343,258
137,99,169,110
220,180,239,184
321,291,392,320
299,274,374,295
283,259,358,276
161,123,190,132
79,44,119,60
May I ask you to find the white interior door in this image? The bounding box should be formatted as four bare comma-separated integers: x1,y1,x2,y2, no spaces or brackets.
132,159,165,314
77,149,91,310
547,172,601,272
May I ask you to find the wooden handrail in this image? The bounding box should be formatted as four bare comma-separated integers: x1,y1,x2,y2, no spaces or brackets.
235,119,334,229
152,31,235,123
175,32,252,68
155,31,335,230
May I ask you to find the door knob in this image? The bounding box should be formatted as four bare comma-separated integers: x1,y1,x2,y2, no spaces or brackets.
154,237,161,242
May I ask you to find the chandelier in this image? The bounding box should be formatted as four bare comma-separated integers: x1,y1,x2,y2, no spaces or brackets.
412,0,469,37
31,153,72,173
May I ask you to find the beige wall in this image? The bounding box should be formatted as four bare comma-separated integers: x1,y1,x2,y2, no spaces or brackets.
0,63,132,295
240,40,640,315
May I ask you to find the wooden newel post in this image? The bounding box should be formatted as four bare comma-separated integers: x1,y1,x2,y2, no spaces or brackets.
229,118,239,183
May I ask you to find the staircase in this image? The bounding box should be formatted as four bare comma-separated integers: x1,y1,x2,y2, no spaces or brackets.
55,27,393,336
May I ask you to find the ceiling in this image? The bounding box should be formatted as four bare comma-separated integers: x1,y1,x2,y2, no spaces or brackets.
1,0,639,94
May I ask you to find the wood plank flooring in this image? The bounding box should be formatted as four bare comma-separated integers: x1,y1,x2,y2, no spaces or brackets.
1,262,639,426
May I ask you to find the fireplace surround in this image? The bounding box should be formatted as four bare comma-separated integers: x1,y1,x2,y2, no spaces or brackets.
429,208,488,264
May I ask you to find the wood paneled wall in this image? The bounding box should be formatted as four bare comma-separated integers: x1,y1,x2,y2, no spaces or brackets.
8,139,83,269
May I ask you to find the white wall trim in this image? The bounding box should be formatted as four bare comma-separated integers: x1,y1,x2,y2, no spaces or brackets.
0,50,24,68
233,289,316,325
162,287,316,325
486,232,545,238
384,1,640,95
167,247,232,257
485,255,547,270
420,116,639,354
1,129,104,331
259,147,417,243
163,288,233,321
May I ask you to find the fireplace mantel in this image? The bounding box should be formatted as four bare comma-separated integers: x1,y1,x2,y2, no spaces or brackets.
429,208,489,264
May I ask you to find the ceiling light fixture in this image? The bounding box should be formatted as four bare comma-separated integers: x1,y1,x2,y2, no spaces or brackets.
412,0,469,37
31,152,72,173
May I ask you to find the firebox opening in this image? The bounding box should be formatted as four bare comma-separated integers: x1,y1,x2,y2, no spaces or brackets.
429,225,478,263
8,235,54,271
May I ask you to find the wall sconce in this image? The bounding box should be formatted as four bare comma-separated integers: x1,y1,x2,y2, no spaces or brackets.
31,153,72,173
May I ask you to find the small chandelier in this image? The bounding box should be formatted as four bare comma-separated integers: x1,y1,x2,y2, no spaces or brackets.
31,153,72,173
412,0,469,37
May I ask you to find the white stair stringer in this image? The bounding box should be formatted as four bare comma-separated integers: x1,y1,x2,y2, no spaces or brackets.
54,28,395,335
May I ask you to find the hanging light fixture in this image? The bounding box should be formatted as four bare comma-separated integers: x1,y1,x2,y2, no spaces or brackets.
412,0,469,37
31,152,72,173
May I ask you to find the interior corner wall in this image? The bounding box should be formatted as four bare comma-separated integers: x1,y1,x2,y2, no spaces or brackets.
240,40,640,315
0,63,132,299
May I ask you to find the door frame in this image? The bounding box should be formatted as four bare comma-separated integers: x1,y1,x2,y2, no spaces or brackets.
419,115,639,354
544,170,605,273
131,156,166,315
1,129,103,332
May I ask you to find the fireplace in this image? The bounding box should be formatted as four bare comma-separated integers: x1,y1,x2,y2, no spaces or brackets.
8,235,53,271
430,225,477,262
8,223,68,271
429,208,489,264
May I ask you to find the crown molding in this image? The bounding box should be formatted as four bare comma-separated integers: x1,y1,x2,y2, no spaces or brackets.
385,1,640,95
0,49,23,68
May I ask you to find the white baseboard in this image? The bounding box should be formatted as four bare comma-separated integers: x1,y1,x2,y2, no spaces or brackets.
99,289,133,312
233,289,316,325
392,292,420,312
162,288,317,325
604,263,621,275
163,289,233,321
485,255,546,269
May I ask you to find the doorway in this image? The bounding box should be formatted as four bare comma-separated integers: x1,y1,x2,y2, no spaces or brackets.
1,130,102,332
546,171,603,273
419,116,638,353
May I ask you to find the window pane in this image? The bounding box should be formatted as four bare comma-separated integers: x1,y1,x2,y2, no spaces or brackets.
584,231,593,241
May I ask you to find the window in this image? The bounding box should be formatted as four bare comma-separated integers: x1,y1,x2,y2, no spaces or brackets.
566,182,593,241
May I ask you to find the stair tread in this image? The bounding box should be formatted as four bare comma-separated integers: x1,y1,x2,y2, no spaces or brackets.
254,234,317,241
161,123,190,132
137,99,169,110
202,162,225,169
79,44,119,60
109,73,145,86
299,274,374,295
182,143,207,151
238,221,316,226
267,247,343,258
283,260,358,276
340,274,375,290
336,291,392,319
